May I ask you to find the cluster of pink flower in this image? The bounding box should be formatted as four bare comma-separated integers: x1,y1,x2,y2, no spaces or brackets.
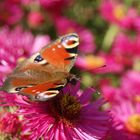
0,0,140,140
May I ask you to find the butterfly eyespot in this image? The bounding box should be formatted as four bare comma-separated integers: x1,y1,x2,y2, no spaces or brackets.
67,40,77,45
61,34,79,50
15,87,24,91
34,55,44,63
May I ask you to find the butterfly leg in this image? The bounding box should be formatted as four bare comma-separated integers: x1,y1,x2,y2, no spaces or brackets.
67,74,80,85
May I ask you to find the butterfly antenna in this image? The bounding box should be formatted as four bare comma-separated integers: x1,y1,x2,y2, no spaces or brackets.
93,65,106,70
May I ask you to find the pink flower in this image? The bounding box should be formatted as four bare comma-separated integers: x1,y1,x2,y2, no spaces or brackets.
100,0,126,24
134,18,140,32
76,53,124,74
101,85,122,103
113,33,140,57
103,53,126,73
15,82,109,140
31,35,50,54
53,16,96,53
0,26,51,138
0,27,50,85
110,91,140,139
121,71,140,98
93,52,124,74
21,0,39,5
96,32,140,74
39,0,71,14
108,32,140,71
27,11,45,28
0,0,23,25
0,112,21,138
75,55,106,72
100,0,140,30
102,76,140,139
0,91,17,107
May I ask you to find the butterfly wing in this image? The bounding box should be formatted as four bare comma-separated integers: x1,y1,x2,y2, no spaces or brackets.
1,61,68,101
1,33,79,101
40,33,79,72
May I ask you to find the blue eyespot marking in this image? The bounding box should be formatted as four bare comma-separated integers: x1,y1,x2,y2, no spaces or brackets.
34,55,44,63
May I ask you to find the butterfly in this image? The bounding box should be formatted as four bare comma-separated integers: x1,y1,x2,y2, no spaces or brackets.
0,33,79,101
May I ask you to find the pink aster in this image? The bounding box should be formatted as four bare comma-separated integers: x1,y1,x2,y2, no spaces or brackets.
95,31,140,74
100,0,126,24
27,11,45,28
111,91,140,139
39,0,72,14
94,52,124,74
0,26,50,85
0,0,23,25
121,70,140,98
75,55,106,73
0,112,21,139
100,0,140,30
108,32,140,71
102,80,140,139
14,82,109,140
53,16,96,53
75,53,124,74
21,0,39,6
112,33,140,57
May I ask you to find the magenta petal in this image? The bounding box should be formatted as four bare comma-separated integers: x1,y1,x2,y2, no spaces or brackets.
79,88,95,105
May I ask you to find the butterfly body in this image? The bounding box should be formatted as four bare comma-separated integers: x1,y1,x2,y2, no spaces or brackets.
0,33,79,101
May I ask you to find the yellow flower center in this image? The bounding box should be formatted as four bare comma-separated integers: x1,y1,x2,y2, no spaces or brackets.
0,133,12,140
113,5,125,20
125,114,140,134
85,55,105,70
50,94,81,126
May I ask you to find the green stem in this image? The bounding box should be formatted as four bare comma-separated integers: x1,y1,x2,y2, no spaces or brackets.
102,24,120,52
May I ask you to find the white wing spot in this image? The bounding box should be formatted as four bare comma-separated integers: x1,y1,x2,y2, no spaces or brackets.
32,90,37,92
52,48,56,51
58,45,61,48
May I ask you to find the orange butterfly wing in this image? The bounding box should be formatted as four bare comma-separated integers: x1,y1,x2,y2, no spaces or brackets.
0,33,79,101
